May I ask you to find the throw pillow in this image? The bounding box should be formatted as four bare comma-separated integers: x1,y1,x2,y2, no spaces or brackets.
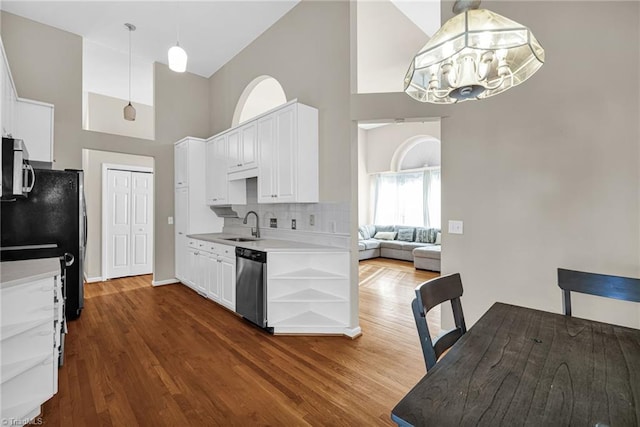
427,228,439,244
415,228,429,243
435,232,442,245
397,228,415,242
359,226,371,240
358,231,365,241
374,231,396,240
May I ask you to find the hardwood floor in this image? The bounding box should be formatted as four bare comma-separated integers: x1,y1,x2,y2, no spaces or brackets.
38,259,439,426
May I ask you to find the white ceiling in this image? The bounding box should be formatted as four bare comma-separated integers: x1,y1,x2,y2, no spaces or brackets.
1,0,299,78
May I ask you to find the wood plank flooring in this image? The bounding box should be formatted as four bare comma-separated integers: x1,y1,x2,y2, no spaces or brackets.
37,259,439,426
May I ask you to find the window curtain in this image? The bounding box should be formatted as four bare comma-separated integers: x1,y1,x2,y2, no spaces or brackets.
423,168,441,228
373,168,440,228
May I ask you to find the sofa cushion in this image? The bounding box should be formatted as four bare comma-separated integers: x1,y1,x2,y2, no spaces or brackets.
375,225,395,233
413,245,441,260
374,231,396,240
358,241,366,251
396,227,415,242
379,240,404,250
362,239,381,250
400,242,430,251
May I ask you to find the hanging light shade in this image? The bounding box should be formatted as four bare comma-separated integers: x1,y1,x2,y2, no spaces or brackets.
124,23,136,121
404,0,544,104
168,43,187,73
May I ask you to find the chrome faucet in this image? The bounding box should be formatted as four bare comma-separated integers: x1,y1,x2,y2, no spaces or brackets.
243,211,260,238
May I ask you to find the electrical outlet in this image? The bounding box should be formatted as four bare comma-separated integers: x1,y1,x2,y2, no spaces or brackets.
291,219,297,230
270,218,278,228
309,214,315,226
168,216,174,225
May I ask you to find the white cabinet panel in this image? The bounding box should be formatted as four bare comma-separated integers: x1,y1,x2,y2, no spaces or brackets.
15,99,54,163
206,254,220,302
174,187,189,281
227,122,257,173
174,141,189,188
220,256,236,312
256,102,318,204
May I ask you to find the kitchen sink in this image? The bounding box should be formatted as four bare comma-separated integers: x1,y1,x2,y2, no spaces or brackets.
222,237,258,242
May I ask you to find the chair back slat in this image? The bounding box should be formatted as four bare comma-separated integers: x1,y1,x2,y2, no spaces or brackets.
558,268,640,316
413,273,466,371
416,273,464,313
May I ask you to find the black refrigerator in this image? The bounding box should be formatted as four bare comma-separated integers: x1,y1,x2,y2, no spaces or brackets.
1,168,86,320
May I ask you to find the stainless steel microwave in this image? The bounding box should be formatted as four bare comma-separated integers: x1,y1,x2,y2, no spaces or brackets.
2,137,35,199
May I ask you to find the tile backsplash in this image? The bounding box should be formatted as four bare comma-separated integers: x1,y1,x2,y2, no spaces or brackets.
222,178,350,235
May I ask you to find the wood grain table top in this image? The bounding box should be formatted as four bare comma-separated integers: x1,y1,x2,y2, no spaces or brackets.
392,303,640,427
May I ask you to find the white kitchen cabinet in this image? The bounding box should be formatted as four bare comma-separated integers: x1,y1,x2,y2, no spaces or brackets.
227,121,257,174
1,261,62,425
267,251,355,336
219,255,236,312
15,99,54,163
186,238,235,311
205,253,220,302
174,138,223,284
205,135,246,206
1,39,17,138
257,102,318,203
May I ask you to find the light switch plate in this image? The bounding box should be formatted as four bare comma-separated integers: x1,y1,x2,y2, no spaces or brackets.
448,220,463,234
168,216,174,225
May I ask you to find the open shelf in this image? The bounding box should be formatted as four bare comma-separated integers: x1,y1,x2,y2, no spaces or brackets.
269,310,345,327
270,267,347,280
270,288,348,303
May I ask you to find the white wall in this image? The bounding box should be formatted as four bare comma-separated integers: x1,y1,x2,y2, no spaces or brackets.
356,0,429,93
85,92,154,140
357,127,370,224
365,121,441,174
441,1,640,328
81,149,154,281
83,39,153,105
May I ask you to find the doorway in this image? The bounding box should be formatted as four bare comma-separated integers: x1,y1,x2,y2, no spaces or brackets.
80,149,155,283
102,164,154,280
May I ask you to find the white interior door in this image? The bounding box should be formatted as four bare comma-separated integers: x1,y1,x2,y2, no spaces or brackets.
105,168,154,280
106,169,132,279
130,172,153,276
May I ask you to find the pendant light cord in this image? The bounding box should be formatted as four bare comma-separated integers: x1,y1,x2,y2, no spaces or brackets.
176,0,180,45
128,26,132,103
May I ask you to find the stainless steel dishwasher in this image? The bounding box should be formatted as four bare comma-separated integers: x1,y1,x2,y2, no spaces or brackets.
235,247,268,329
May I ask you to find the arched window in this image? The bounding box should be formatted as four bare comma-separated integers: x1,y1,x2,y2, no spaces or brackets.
232,76,287,126
390,135,441,171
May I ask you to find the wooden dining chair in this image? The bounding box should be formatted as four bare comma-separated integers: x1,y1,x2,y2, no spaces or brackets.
557,268,640,316
412,273,467,371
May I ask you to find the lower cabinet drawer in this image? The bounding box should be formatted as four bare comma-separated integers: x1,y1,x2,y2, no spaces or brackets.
1,278,54,326
1,355,54,423
1,321,53,368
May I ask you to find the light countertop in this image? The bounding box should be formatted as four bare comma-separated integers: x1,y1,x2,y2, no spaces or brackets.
187,233,347,252
1,258,60,289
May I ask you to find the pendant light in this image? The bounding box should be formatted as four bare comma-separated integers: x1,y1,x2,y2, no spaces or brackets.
404,0,545,104
123,23,136,121
168,2,187,72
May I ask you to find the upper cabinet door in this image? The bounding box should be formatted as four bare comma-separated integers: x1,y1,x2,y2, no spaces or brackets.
226,129,241,171
257,115,275,203
174,141,189,188
206,136,229,205
240,122,257,170
274,105,296,202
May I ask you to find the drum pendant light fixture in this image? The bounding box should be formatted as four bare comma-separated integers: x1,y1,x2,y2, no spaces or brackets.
168,2,187,72
404,0,545,104
123,23,136,121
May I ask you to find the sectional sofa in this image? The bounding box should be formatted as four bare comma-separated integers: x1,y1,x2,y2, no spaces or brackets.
358,225,441,272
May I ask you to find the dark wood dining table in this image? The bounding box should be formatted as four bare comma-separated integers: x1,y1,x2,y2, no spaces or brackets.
391,302,640,426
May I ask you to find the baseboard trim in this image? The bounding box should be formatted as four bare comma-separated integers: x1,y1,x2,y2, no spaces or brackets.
344,326,362,339
85,276,103,283
152,278,179,286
